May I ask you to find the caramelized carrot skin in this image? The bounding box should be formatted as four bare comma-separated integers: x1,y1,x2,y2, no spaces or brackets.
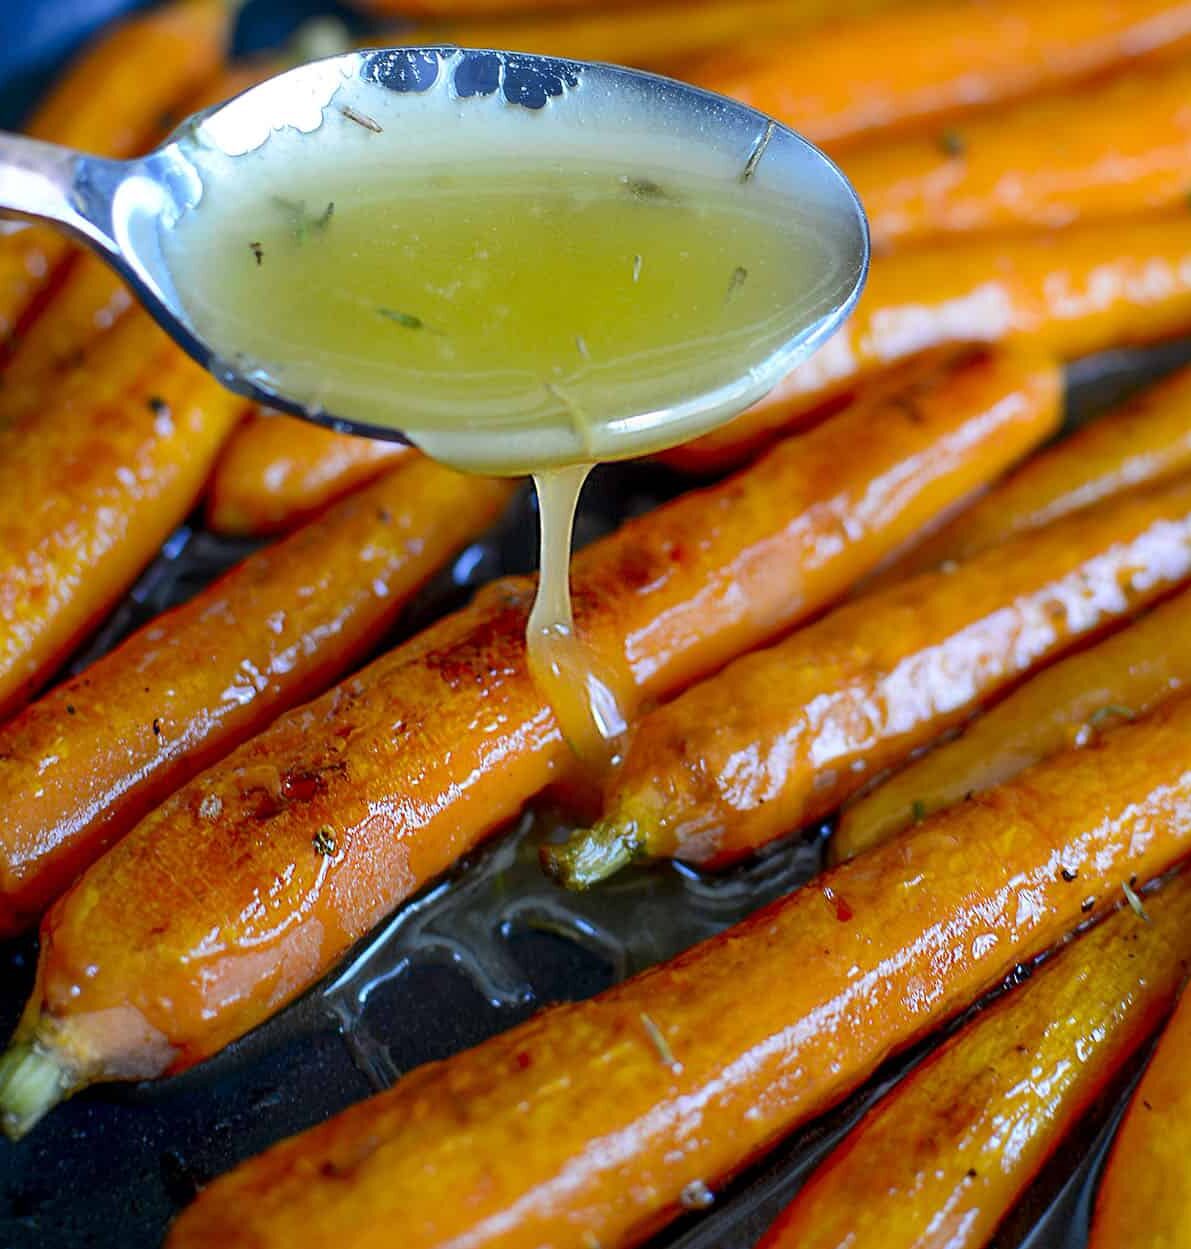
1091,982,1191,1248
760,875,1191,1249
665,218,1191,472
17,346,1043,1081
589,476,1191,870
836,589,1191,859
205,411,411,536
166,693,1191,1249
846,56,1191,249
0,461,512,937
0,0,230,345
682,0,1191,152
0,308,246,720
888,363,1191,578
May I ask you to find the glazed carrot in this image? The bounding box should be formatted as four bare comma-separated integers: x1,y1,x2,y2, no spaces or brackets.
0,345,1053,1130
847,55,1191,250
759,873,1191,1249
163,692,1191,1249
0,307,246,721
835,589,1191,861
1091,980,1191,1249
205,411,411,536
0,460,513,938
665,217,1191,473
0,0,232,348
877,363,1191,582
405,0,907,71
681,0,1191,153
0,62,280,419
546,476,1191,886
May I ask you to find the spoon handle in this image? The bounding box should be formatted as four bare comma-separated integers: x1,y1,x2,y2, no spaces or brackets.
0,131,118,253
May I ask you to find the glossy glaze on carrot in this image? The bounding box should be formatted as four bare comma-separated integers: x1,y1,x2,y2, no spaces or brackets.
759,873,1191,1249
846,55,1191,250
1091,979,1191,1249
836,589,1191,859
205,411,411,536
0,307,247,720
548,475,1191,884
0,0,231,347
0,460,513,937
880,363,1191,582
0,346,1054,1118
165,691,1191,1249
681,0,1191,152
663,217,1191,473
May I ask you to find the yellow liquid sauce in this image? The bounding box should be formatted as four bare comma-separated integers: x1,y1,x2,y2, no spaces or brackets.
162,82,851,761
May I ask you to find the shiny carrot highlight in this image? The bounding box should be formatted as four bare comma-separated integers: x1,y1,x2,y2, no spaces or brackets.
880,363,1191,581
1091,979,1191,1249
759,872,1191,1249
0,460,512,937
664,217,1191,473
164,691,1191,1249
835,589,1191,860
0,345,1050,1131
0,0,231,348
0,307,246,720
205,411,411,536
547,475,1191,886
681,0,1191,153
847,55,1191,250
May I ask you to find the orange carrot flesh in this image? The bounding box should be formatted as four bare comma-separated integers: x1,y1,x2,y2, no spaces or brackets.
0,62,279,415
0,306,247,721
663,217,1191,473
835,588,1191,861
758,872,1191,1249
845,54,1191,250
163,691,1191,1249
549,474,1191,884
404,0,910,72
1091,980,1191,1249
0,460,513,938
0,0,231,346
880,363,1191,581
680,0,1191,153
205,411,412,536
0,345,1051,1110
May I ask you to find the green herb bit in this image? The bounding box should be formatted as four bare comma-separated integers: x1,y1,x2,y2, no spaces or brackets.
938,129,966,158
1122,879,1151,923
249,240,264,266
639,1012,681,1073
1090,704,1136,727
271,196,335,243
621,175,671,202
378,308,426,330
632,253,643,283
911,799,928,824
726,265,748,301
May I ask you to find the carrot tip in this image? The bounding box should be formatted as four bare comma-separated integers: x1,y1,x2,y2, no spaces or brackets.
0,1043,67,1140
540,822,642,891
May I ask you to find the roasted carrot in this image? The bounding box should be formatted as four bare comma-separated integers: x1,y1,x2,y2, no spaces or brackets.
0,460,513,938
0,345,1053,1129
877,363,1191,582
0,307,247,721
162,691,1191,1249
0,0,232,348
1091,979,1191,1249
759,872,1191,1249
681,0,1191,153
835,589,1191,861
664,217,1191,473
846,54,1191,250
0,62,279,419
205,411,411,536
546,475,1191,886
405,0,908,71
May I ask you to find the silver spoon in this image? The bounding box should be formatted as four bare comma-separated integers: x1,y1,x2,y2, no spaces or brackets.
0,46,868,447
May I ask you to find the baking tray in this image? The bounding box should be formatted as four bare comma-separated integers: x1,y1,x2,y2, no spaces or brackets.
4,7,1191,1247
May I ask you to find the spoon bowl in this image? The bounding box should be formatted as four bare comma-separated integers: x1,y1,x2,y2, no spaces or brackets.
0,47,868,457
